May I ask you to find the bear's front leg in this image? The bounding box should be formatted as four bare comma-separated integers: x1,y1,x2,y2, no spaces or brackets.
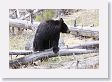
52,38,59,54
53,46,59,53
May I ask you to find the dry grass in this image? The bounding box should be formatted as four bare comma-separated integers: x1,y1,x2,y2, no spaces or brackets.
9,29,35,50
64,9,99,26
60,33,93,46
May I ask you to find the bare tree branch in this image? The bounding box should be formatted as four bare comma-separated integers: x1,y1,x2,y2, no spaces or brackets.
19,9,39,20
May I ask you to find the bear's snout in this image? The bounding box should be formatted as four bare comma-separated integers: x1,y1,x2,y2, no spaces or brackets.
66,29,70,33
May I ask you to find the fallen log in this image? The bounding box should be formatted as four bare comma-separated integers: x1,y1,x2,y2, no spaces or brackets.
69,26,99,40
63,41,99,49
9,19,99,39
9,41,99,55
9,9,40,30
9,48,98,68
9,18,40,30
9,50,33,55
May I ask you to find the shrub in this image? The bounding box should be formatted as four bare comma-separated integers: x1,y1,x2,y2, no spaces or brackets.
35,10,55,22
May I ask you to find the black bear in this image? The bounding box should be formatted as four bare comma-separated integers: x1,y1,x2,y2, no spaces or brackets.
33,18,70,53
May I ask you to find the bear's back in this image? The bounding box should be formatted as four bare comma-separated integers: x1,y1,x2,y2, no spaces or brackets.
44,20,60,26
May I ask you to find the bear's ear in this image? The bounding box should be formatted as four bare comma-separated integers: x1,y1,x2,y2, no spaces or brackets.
60,18,64,23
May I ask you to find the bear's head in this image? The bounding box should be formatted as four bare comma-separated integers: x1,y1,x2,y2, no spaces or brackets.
60,18,70,33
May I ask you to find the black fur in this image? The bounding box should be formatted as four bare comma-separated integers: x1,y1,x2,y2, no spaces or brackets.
33,18,70,53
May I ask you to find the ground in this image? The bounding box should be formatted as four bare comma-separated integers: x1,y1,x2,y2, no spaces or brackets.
9,31,99,69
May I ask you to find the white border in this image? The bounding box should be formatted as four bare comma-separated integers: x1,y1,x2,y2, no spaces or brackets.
0,0,108,78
